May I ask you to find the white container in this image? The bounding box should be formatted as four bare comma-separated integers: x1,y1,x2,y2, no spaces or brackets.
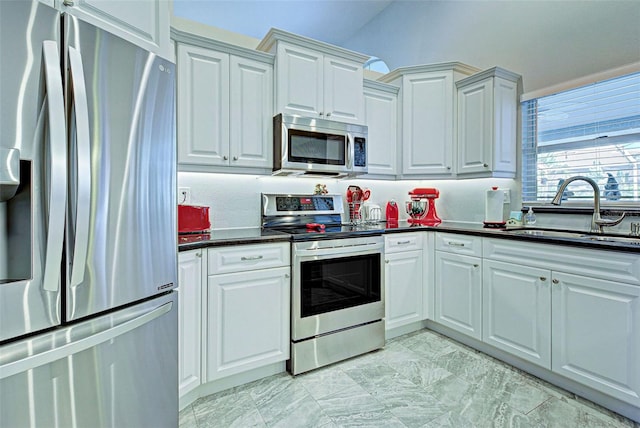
485,187,503,223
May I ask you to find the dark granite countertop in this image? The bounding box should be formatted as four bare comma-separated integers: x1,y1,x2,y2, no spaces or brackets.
178,228,291,252
178,221,640,253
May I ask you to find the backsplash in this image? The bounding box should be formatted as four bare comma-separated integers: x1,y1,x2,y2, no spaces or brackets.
178,172,520,230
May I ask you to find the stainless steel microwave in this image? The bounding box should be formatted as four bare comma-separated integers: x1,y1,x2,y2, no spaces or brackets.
273,114,368,178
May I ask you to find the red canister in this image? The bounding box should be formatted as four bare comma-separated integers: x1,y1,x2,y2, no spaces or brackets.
386,200,399,227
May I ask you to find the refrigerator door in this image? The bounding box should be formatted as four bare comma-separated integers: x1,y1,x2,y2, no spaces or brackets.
0,1,65,342
63,16,177,321
0,291,178,427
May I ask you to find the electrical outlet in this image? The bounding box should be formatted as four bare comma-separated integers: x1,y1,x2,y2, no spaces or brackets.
178,187,191,204
502,189,511,204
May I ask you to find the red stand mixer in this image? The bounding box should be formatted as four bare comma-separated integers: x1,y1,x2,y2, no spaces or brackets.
406,188,442,226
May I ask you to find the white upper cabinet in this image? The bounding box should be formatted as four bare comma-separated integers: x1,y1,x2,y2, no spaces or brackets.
363,80,398,176
61,0,171,60
258,29,368,124
456,67,520,178
174,31,274,172
380,63,479,178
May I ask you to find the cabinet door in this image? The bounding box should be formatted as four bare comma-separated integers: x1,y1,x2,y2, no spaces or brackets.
457,78,493,175
552,272,640,407
177,250,203,398
323,56,364,123
385,250,423,331
492,77,518,175
177,45,230,166
276,43,324,117
206,267,290,381
62,0,170,59
229,56,273,168
483,260,551,368
401,72,454,176
435,252,482,339
364,87,397,175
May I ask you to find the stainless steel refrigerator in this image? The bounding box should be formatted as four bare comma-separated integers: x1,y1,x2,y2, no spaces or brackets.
0,1,178,426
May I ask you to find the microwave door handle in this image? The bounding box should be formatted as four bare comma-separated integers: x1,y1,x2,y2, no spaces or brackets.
68,46,91,288
41,41,67,293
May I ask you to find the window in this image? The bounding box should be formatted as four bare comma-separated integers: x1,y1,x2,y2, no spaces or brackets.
522,71,640,206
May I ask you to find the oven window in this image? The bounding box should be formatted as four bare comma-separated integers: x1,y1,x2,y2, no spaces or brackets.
288,129,346,165
300,253,381,317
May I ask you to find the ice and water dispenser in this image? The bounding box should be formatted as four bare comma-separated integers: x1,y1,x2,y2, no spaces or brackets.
0,148,31,284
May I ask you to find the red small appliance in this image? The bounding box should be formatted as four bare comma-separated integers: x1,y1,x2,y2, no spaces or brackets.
385,200,399,228
406,188,441,226
178,204,211,233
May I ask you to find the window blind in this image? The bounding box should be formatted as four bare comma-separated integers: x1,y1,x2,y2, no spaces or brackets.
522,71,640,205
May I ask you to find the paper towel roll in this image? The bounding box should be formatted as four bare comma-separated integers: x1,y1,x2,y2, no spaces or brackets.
485,188,503,223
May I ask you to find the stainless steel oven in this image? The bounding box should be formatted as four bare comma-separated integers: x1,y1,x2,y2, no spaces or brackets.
290,236,385,375
261,193,386,375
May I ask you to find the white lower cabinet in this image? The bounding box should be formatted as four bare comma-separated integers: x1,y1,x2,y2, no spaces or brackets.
435,251,482,340
178,250,204,399
384,233,423,331
482,259,551,368
205,242,290,381
552,271,640,407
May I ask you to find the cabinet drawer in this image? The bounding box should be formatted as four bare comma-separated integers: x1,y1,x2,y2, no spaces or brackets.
483,238,640,286
435,232,482,257
208,242,290,275
385,233,423,253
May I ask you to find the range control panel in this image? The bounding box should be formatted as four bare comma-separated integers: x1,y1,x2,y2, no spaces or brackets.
262,194,343,216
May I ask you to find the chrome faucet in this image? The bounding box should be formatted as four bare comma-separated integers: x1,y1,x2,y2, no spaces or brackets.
551,176,625,234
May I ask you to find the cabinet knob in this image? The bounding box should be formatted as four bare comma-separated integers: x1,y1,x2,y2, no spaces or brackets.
473,264,479,268
233,156,238,161
285,273,290,278
319,112,324,116
196,252,202,258
446,166,451,170
552,279,559,284
483,163,489,168
326,112,331,117
223,155,228,160
63,0,74,5
539,276,546,281
385,260,389,264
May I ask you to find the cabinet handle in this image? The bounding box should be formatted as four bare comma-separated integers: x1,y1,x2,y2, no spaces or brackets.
552,279,559,284
396,240,411,245
223,155,228,160
196,252,202,258
447,241,465,247
241,255,263,261
539,276,546,281
63,0,74,5
233,156,238,161
473,264,479,268
483,163,489,168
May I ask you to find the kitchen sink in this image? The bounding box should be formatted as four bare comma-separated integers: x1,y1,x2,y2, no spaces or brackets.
503,228,640,245
503,228,588,239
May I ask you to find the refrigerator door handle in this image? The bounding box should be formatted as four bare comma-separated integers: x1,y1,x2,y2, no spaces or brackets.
68,46,91,288
0,300,173,380
41,41,68,293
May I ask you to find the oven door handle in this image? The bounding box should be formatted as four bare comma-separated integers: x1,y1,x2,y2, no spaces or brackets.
296,242,383,258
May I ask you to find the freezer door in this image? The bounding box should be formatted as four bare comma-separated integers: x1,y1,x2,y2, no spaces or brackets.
64,16,177,321
0,292,178,428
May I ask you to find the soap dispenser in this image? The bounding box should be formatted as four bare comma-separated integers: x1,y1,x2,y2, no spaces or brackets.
524,207,537,226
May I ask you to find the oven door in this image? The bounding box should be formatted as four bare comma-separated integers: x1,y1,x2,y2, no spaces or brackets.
292,236,384,341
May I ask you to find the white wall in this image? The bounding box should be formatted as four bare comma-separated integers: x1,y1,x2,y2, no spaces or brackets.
343,1,640,93
178,172,519,230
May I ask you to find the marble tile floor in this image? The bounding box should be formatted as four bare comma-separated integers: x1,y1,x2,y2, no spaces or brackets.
180,329,640,428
